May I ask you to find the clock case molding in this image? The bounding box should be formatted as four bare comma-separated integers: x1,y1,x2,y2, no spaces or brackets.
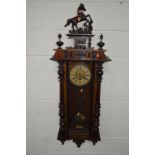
50,3,111,148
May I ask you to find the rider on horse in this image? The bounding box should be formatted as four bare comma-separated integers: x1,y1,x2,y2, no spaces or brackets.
64,3,93,33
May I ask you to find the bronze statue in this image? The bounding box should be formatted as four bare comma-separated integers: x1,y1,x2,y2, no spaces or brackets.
64,3,93,34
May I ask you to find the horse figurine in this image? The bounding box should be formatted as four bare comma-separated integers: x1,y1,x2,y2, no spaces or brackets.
64,3,93,34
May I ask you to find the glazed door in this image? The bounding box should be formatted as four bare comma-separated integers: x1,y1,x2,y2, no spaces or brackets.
67,61,94,137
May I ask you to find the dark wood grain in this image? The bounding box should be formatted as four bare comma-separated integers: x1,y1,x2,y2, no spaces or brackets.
50,48,110,147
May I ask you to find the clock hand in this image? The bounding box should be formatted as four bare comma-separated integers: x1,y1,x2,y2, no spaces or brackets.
83,76,88,80
80,74,88,80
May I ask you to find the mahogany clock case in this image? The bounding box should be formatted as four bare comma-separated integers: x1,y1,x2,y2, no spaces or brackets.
50,3,111,147
50,47,111,147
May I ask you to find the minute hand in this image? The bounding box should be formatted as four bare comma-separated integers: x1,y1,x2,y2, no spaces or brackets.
82,75,88,80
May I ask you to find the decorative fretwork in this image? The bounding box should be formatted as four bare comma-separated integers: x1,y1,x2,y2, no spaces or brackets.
91,102,101,145
96,62,104,82
57,61,66,144
91,62,104,145
58,61,65,81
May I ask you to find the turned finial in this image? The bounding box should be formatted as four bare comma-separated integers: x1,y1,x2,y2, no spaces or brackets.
56,34,64,49
97,34,105,50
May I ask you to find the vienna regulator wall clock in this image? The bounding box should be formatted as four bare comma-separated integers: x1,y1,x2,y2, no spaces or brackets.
50,3,111,147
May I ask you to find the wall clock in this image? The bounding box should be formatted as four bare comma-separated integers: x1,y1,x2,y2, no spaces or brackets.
50,3,111,147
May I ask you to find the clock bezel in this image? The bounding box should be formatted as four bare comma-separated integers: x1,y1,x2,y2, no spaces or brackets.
69,64,91,87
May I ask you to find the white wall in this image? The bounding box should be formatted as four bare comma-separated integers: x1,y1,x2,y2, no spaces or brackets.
26,0,129,155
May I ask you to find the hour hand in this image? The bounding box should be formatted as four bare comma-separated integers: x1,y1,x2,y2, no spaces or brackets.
82,76,88,80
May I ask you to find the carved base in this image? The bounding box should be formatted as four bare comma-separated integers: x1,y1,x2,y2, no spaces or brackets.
73,139,85,148
57,128,101,147
57,128,66,145
72,139,100,148
57,138,100,148
91,129,101,145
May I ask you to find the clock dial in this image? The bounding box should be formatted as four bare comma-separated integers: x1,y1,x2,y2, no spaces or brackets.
70,65,91,86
